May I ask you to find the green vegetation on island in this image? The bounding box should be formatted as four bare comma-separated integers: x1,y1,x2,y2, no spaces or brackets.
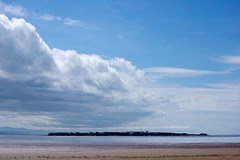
48,131,207,136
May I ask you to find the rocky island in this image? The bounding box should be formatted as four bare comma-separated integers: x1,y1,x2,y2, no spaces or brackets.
48,131,208,136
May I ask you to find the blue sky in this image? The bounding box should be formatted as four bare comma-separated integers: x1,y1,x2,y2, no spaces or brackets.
0,0,240,134
23,0,240,86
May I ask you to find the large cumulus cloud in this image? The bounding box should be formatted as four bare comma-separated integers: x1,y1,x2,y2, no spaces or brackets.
1,14,240,134
0,14,169,130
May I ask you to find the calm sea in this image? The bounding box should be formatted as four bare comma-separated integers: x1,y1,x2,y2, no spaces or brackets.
0,135,240,145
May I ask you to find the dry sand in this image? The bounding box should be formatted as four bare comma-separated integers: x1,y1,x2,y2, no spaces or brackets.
0,143,240,160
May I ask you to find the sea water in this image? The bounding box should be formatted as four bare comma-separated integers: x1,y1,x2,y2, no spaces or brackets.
0,135,240,145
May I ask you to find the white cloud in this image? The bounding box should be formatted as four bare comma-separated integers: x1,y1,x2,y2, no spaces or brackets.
0,111,60,129
0,1,26,16
39,13,62,22
63,17,100,30
0,1,98,30
160,85,240,111
143,67,229,78
0,14,239,133
36,14,99,29
218,55,240,64
0,14,53,75
63,18,79,25
161,125,190,129
0,14,161,130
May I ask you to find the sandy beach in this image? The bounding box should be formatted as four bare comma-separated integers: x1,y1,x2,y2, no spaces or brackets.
0,143,240,160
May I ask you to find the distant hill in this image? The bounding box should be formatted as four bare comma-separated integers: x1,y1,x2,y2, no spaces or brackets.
0,127,49,135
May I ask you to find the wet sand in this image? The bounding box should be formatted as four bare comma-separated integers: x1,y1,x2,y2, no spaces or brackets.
0,143,240,160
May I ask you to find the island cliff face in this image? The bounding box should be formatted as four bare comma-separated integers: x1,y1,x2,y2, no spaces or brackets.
48,131,208,136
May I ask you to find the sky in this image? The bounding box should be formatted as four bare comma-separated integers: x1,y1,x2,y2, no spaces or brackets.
0,0,240,135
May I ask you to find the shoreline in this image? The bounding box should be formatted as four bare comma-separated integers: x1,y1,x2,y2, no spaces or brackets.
0,143,240,160
1,142,240,148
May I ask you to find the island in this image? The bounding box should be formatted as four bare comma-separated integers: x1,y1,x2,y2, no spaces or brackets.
48,131,207,136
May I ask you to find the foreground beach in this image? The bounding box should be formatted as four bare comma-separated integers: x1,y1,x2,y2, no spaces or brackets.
0,143,240,160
